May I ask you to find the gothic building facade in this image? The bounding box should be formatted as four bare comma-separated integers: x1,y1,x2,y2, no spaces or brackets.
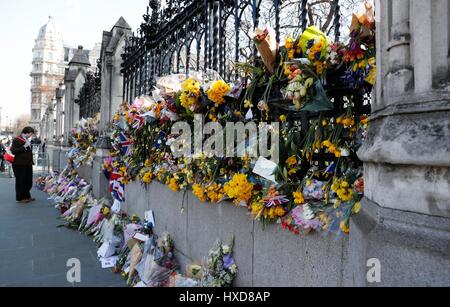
30,16,100,137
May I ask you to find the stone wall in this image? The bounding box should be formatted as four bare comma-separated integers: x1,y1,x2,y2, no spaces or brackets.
124,181,350,287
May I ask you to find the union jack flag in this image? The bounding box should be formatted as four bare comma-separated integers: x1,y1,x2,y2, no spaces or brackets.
110,180,125,202
264,195,290,208
132,115,145,130
117,133,133,157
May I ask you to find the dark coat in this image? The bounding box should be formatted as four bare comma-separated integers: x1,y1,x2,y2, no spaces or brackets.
11,137,34,166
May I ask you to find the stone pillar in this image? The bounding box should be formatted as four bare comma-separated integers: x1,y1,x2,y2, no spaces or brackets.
63,46,91,144
63,83,74,145
48,85,64,172
352,0,450,286
91,17,131,198
99,17,131,134
46,99,56,142
55,84,65,143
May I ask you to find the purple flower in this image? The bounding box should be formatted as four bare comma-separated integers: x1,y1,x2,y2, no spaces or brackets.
223,254,235,270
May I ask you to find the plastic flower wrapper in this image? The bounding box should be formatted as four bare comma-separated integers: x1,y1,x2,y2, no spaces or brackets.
127,243,144,285
124,223,143,246
77,206,90,232
135,235,158,285
254,28,278,73
321,201,357,238
101,214,124,247
156,74,185,96
169,274,200,288
131,96,155,111
85,203,102,230
146,232,178,287
201,69,224,90
299,26,331,61
350,1,375,37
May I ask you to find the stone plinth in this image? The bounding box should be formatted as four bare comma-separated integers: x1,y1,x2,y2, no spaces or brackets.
354,0,450,287
348,198,450,287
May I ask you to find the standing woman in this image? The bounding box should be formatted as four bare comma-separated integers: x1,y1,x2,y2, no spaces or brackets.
11,127,36,203
0,139,6,172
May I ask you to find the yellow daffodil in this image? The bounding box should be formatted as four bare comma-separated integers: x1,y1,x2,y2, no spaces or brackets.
244,99,254,109
340,221,350,234
224,173,254,205
207,80,231,105
193,184,207,202
285,37,294,50
352,202,362,214
168,178,180,192
142,172,153,184
286,156,297,167
293,191,305,205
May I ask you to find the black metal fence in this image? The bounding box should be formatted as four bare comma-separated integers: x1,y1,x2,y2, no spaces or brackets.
76,65,102,119
121,0,343,103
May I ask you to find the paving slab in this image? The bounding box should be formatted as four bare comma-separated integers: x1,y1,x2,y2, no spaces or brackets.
0,173,125,287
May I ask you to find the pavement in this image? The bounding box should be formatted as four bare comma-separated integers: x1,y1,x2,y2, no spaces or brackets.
0,172,125,287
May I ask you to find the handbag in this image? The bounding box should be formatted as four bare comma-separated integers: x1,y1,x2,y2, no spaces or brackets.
3,137,28,164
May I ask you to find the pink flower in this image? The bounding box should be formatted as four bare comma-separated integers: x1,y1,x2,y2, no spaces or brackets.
291,206,322,231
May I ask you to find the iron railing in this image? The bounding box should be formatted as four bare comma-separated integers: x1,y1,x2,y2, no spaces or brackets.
121,0,371,171
76,62,102,119
121,0,344,103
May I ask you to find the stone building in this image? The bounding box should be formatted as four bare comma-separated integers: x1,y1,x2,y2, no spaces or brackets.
30,16,100,138
30,16,65,136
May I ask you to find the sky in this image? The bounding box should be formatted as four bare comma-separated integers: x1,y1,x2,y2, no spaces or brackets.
0,0,147,127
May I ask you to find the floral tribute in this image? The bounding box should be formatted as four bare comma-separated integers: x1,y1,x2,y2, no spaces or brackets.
101,4,375,238
35,168,238,287
201,237,238,287
34,89,238,287
66,116,100,168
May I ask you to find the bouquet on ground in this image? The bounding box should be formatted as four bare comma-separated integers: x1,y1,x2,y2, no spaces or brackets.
202,236,238,287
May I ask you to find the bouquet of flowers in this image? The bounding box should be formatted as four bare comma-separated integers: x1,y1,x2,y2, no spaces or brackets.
67,116,100,167
201,237,238,287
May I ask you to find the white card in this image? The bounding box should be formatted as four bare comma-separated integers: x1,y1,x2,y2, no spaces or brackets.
252,156,278,184
101,256,118,269
144,210,156,228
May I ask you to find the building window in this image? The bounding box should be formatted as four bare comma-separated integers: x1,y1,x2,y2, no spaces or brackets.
32,109,41,121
